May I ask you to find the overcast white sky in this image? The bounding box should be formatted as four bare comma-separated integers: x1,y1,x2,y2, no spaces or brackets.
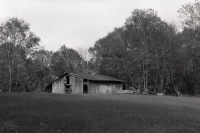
0,0,194,51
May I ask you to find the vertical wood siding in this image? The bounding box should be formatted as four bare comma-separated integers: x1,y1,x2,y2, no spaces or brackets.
88,81,122,94
51,75,122,94
52,76,65,94
70,76,83,94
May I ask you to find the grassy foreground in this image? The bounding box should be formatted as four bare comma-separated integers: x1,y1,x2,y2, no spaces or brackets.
0,93,200,133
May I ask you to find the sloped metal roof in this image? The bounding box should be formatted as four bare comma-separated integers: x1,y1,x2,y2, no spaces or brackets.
71,73,123,82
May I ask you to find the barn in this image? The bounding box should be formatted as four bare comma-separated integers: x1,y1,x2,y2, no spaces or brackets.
45,73,123,94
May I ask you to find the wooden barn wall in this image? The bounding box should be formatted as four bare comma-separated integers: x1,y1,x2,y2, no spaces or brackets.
70,76,83,94
88,81,122,94
52,76,65,94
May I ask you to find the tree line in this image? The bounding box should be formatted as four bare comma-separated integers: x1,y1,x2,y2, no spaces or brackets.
0,1,200,95
0,18,88,92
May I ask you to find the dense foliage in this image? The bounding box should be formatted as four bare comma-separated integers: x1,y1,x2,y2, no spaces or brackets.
89,1,200,95
0,1,200,94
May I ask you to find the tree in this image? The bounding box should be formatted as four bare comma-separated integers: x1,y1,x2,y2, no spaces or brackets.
89,9,182,94
178,0,200,95
178,0,200,29
51,45,83,77
0,18,40,92
27,49,53,92
177,27,200,94
124,9,161,92
89,28,126,79
77,47,91,74
124,9,181,93
0,43,10,91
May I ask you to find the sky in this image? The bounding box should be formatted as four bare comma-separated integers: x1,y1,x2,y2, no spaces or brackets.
0,0,194,51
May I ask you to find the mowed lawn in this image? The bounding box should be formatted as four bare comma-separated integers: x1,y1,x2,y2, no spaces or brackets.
0,93,200,133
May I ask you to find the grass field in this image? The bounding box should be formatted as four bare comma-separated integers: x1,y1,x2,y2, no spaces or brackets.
0,93,200,133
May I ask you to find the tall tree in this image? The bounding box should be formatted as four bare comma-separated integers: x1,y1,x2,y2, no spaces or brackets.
89,9,181,94
77,47,91,74
124,9,179,92
178,0,200,29
89,28,125,79
27,49,53,92
51,45,83,77
178,0,200,94
0,18,40,92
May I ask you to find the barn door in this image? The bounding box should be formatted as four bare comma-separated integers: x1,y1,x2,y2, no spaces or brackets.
64,76,72,94
83,84,88,94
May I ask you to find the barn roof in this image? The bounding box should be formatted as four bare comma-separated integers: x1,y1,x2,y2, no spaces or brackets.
71,73,123,82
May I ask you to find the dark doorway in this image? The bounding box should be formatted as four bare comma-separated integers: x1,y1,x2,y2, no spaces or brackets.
65,76,71,94
67,76,69,84
83,84,88,94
